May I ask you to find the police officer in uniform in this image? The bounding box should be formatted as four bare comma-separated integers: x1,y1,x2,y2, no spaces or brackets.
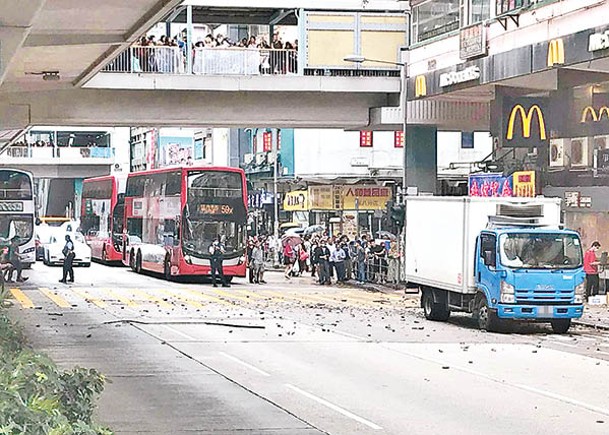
59,234,75,283
209,238,230,288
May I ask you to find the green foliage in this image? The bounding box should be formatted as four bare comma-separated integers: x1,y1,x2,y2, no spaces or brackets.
0,312,113,435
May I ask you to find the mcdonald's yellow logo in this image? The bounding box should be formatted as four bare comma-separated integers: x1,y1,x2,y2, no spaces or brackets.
415,75,427,98
581,106,609,123
547,38,565,67
506,104,547,141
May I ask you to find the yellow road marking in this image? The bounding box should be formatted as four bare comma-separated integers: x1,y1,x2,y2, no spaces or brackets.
156,289,206,309
182,288,234,307
9,288,34,309
236,289,272,300
72,288,107,308
102,288,138,308
262,290,345,306
130,288,173,309
210,288,254,303
39,287,71,308
343,290,402,302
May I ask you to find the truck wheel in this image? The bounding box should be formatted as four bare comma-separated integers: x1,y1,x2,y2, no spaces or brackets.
477,296,502,332
422,290,450,321
550,319,571,334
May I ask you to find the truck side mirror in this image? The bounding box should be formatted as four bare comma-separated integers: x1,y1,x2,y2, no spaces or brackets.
483,250,496,268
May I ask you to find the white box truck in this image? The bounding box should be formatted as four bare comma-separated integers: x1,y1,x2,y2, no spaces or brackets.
405,196,585,333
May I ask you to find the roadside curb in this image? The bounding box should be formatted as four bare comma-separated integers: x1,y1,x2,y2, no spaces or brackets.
573,320,609,331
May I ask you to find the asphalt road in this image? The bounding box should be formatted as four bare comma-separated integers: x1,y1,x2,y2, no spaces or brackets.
6,262,609,434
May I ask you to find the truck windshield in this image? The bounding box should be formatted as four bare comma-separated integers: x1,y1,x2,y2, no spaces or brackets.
499,233,583,269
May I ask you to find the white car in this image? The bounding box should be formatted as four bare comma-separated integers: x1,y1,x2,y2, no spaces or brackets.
43,231,91,267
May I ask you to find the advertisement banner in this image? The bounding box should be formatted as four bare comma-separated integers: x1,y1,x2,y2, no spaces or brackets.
512,171,536,197
283,190,309,211
469,173,513,197
309,186,334,210
341,185,392,210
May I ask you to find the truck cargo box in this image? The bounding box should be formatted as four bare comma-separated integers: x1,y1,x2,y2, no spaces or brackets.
404,196,562,294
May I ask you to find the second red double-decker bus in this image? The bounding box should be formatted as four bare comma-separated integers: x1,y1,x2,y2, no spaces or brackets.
81,175,126,263
122,166,247,280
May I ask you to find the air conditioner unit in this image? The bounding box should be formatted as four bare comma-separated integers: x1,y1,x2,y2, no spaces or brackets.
243,153,254,165
570,137,591,167
549,138,567,168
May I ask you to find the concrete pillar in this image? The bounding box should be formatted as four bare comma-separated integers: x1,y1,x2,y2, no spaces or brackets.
406,126,437,195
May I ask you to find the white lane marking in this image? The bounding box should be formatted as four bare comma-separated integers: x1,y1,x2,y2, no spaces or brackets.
549,341,578,348
516,384,609,417
218,352,271,377
285,384,383,430
161,325,196,341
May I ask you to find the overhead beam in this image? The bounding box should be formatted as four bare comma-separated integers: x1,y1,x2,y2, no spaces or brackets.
180,0,404,11
0,0,48,86
270,9,295,25
3,88,389,129
24,33,126,47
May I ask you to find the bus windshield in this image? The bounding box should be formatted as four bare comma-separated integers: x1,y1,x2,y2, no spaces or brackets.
499,233,583,270
182,171,246,258
0,170,32,200
0,214,34,245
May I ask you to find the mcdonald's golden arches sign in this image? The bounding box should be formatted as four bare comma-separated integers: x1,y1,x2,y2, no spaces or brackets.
503,99,549,147
581,106,609,123
547,38,565,67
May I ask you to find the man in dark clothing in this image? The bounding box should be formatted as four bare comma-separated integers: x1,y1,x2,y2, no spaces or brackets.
314,240,331,285
209,239,230,287
59,234,75,283
8,236,28,283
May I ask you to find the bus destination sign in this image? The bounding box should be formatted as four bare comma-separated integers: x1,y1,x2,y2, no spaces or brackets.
198,204,234,215
0,201,24,212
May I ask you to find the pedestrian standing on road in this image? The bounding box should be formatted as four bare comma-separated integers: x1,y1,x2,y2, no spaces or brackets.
247,237,255,283
327,237,336,280
59,234,75,283
355,240,367,284
330,242,346,283
584,241,601,298
7,236,28,283
209,239,230,288
315,239,331,285
283,242,295,279
250,241,265,284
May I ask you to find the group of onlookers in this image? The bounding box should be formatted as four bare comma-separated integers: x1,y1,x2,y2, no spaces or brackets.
117,32,298,75
247,233,400,286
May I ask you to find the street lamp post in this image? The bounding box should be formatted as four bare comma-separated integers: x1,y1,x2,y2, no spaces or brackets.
344,53,408,281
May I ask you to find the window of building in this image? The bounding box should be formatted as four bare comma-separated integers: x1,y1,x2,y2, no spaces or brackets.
413,0,460,43
470,0,491,24
495,0,527,16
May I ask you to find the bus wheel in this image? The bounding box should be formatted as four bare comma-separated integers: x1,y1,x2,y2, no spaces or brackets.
225,276,233,284
164,257,172,281
102,247,107,263
135,251,142,274
129,250,135,271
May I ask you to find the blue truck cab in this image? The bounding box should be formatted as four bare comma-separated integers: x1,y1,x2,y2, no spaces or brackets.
475,227,585,333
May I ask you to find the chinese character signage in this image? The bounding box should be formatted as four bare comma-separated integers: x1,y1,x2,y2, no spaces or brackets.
394,131,404,148
359,131,373,147
342,185,392,210
262,132,272,152
283,190,309,211
469,171,537,198
512,171,536,197
469,173,513,197
460,23,487,60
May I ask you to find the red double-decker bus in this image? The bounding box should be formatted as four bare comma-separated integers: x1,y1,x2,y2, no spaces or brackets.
122,166,247,280
81,175,126,263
